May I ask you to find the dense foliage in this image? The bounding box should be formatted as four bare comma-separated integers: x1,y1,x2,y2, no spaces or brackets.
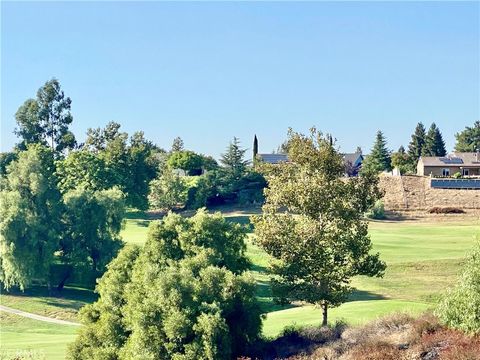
253,128,386,325
149,168,188,210
167,150,205,175
83,123,160,210
455,121,480,152
0,144,126,290
391,146,411,174
436,241,480,334
407,122,426,165
68,210,262,360
361,131,391,174
0,145,62,290
59,187,125,290
14,79,76,155
423,123,446,157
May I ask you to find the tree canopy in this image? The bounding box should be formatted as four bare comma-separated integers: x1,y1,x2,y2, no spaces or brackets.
167,150,204,175
0,145,63,290
455,121,480,152
391,145,411,174
407,122,426,162
423,123,446,157
68,210,262,360
60,187,125,289
361,131,391,174
14,79,76,155
220,137,249,180
252,128,386,326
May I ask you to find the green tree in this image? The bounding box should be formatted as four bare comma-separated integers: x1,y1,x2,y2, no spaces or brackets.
220,137,249,179
127,131,159,210
171,136,185,152
0,152,17,177
60,187,125,290
68,210,261,360
391,146,411,174
167,150,204,175
148,169,188,210
423,123,446,156
0,145,63,290
407,122,426,164
56,150,112,193
455,121,480,152
200,155,218,172
362,131,391,173
85,122,158,209
436,241,480,334
14,99,43,150
14,79,76,155
252,128,386,326
67,246,141,359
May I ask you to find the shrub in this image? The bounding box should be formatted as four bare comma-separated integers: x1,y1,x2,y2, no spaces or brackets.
366,200,386,219
428,207,465,214
452,172,462,179
435,241,480,334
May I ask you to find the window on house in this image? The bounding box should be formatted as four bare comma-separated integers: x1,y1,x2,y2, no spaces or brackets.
463,168,470,176
442,168,450,176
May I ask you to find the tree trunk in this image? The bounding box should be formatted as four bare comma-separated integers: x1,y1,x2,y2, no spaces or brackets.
322,302,328,327
57,272,70,292
57,267,72,292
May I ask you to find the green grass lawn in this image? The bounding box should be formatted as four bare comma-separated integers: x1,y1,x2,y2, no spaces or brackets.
1,208,478,356
0,313,78,360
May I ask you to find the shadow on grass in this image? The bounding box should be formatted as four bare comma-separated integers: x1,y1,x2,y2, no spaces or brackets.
127,219,150,228
2,285,98,309
348,289,386,302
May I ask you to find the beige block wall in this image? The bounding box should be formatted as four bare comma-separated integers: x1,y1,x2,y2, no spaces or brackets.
379,175,480,210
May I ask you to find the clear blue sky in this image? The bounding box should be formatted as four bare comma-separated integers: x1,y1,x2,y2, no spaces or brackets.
2,1,479,158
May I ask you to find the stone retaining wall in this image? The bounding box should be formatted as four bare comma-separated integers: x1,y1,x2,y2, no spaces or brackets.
379,175,480,210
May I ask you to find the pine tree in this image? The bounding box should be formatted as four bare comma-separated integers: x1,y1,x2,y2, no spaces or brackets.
455,121,480,152
220,137,249,179
362,131,391,173
407,122,426,161
423,123,446,156
171,137,184,152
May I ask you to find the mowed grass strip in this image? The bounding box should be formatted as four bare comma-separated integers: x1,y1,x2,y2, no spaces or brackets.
0,286,96,322
262,299,431,338
0,313,78,360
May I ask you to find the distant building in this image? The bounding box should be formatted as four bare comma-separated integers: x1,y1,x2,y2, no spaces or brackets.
343,152,364,176
256,153,289,164
417,152,480,177
252,135,363,174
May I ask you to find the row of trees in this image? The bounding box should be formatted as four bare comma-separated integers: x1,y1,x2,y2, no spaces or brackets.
0,145,125,290
68,128,386,359
149,137,266,211
1,78,267,293
361,121,480,175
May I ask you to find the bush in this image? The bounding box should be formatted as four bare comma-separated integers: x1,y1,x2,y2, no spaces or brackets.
435,241,480,334
185,176,211,209
366,200,386,219
452,172,462,179
428,207,465,214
